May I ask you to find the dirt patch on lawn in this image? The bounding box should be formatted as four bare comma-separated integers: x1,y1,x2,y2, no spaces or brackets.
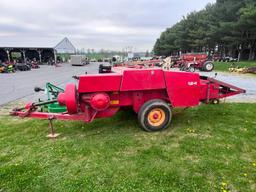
0,101,25,116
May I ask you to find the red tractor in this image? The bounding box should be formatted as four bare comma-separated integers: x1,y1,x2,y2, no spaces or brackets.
11,66,245,133
177,53,214,72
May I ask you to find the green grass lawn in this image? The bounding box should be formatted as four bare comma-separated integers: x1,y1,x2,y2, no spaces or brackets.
1,103,256,191
214,61,256,72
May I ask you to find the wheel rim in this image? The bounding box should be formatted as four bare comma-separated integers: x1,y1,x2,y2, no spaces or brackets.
147,108,166,127
206,63,213,71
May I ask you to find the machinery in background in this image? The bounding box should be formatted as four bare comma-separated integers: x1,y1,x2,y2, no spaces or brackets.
71,55,89,66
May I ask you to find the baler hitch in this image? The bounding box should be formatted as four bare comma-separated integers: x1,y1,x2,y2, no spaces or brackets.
11,100,57,116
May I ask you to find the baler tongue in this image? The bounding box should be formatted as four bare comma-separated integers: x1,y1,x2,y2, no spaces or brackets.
10,83,66,117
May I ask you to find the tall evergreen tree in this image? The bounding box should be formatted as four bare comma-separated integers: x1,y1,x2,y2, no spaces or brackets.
153,0,256,60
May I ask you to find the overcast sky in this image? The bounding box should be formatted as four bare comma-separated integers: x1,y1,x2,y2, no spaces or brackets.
0,0,215,52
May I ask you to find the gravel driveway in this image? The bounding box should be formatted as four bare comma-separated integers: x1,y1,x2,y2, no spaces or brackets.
0,63,100,105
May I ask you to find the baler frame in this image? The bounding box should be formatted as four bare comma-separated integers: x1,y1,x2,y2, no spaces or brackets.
11,67,246,133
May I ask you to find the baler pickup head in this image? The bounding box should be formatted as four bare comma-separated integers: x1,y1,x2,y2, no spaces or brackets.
200,76,246,103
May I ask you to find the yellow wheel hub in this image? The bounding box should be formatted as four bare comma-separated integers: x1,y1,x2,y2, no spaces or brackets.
148,108,166,127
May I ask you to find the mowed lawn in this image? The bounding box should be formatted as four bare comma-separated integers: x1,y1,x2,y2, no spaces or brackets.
214,61,256,72
0,103,256,191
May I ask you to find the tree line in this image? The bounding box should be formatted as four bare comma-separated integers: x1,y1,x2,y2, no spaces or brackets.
153,0,256,60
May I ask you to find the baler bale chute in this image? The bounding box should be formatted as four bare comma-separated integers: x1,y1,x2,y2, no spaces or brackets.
11,67,245,135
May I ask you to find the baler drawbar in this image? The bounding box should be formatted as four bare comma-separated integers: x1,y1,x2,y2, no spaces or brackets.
11,67,245,132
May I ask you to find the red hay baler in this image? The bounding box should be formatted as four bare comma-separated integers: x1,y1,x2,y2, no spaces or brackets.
11,67,245,132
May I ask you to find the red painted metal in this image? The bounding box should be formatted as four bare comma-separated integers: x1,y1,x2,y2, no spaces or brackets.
199,77,246,103
181,53,208,62
164,71,201,107
177,53,213,71
120,69,166,91
95,107,120,118
58,84,78,114
115,59,161,68
78,74,122,93
11,67,245,125
90,93,110,111
13,111,89,122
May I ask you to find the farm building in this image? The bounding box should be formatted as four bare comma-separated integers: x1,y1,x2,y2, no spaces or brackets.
54,37,76,54
0,37,76,63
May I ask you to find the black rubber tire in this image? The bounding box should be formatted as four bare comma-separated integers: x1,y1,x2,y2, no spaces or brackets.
138,99,172,132
203,61,214,72
211,99,220,105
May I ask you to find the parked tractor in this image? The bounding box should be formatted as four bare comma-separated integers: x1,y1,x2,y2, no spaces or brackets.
11,66,245,134
177,53,214,72
0,62,15,73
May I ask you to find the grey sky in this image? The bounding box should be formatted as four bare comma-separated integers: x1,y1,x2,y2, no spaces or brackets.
0,0,216,51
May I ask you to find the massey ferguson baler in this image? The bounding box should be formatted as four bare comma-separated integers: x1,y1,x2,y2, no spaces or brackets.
11,67,245,132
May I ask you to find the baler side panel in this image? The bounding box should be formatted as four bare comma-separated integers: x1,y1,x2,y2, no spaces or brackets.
199,80,220,101
107,90,169,113
164,71,201,107
78,74,122,93
120,69,166,91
